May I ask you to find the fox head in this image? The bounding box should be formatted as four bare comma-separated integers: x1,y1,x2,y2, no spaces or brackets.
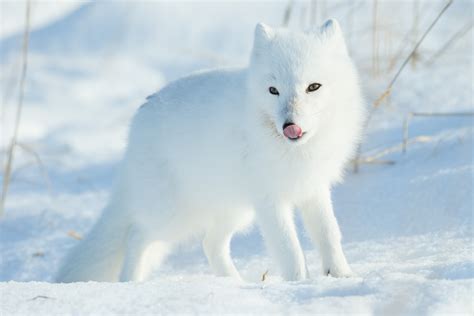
247,19,361,146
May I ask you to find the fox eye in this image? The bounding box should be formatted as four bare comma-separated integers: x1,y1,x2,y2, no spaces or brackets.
306,83,322,93
268,86,279,95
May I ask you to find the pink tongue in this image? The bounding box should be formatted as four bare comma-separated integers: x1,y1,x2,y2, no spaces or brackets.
283,124,303,139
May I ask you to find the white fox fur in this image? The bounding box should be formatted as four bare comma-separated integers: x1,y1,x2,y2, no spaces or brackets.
56,19,365,283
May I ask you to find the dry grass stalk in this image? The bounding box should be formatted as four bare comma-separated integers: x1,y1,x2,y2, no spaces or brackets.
355,135,434,170
282,0,294,27
355,158,396,165
320,0,327,22
387,0,433,71
299,3,308,29
28,295,54,301
424,22,473,66
371,0,379,76
373,88,392,108
387,0,453,91
1,57,23,168
345,2,355,51
15,142,53,196
410,0,420,69
403,111,474,153
67,230,83,240
309,0,317,26
387,26,417,72
353,0,454,173
1,0,31,216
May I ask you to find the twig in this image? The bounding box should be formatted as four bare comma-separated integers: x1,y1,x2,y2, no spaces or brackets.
15,142,53,196
371,0,379,76
355,158,396,165
320,0,327,22
282,0,294,27
353,0,453,173
424,22,473,65
309,0,317,26
387,27,415,72
1,56,23,169
386,0,453,91
410,0,421,69
355,135,433,170
387,0,432,71
1,0,31,216
345,1,356,51
356,111,472,170
68,230,83,240
403,112,474,153
28,295,54,301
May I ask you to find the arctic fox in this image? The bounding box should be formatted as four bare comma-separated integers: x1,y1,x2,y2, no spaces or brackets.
56,19,365,283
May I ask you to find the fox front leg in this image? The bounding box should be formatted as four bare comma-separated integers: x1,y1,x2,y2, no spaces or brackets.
256,202,307,281
300,187,353,277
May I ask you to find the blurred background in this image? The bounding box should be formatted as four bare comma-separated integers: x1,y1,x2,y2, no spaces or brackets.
0,0,472,287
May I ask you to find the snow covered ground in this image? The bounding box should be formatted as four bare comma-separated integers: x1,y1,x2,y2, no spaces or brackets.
1,0,472,314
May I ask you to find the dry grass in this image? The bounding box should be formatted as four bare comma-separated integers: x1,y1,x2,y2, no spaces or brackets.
0,0,470,209
353,0,455,173
282,0,294,27
424,21,473,66
15,142,53,195
0,0,31,216
371,0,380,76
403,112,474,153
67,230,83,240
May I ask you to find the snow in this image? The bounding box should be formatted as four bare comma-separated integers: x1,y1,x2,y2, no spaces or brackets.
0,1,84,39
1,0,473,314
1,232,473,314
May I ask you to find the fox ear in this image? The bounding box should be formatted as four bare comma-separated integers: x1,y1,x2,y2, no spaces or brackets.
254,22,274,45
320,19,342,38
252,23,274,58
320,19,348,53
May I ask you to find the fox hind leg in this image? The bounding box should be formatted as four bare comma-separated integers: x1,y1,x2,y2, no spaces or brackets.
203,227,241,279
138,240,171,281
202,212,253,280
119,225,171,282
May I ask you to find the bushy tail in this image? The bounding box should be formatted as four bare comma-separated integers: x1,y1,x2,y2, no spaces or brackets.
56,213,128,283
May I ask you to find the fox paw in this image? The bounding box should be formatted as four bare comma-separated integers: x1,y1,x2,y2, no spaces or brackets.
325,265,355,278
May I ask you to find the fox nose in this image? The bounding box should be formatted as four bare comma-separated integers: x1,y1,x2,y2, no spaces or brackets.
282,122,294,130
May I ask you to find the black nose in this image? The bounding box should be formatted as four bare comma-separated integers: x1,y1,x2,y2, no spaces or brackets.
282,122,295,130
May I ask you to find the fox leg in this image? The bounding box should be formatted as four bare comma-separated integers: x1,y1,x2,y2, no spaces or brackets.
119,225,153,282
202,213,253,280
300,187,353,277
202,227,241,279
256,203,307,281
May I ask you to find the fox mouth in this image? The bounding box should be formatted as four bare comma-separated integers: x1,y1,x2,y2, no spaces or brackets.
282,122,306,141
260,112,307,143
